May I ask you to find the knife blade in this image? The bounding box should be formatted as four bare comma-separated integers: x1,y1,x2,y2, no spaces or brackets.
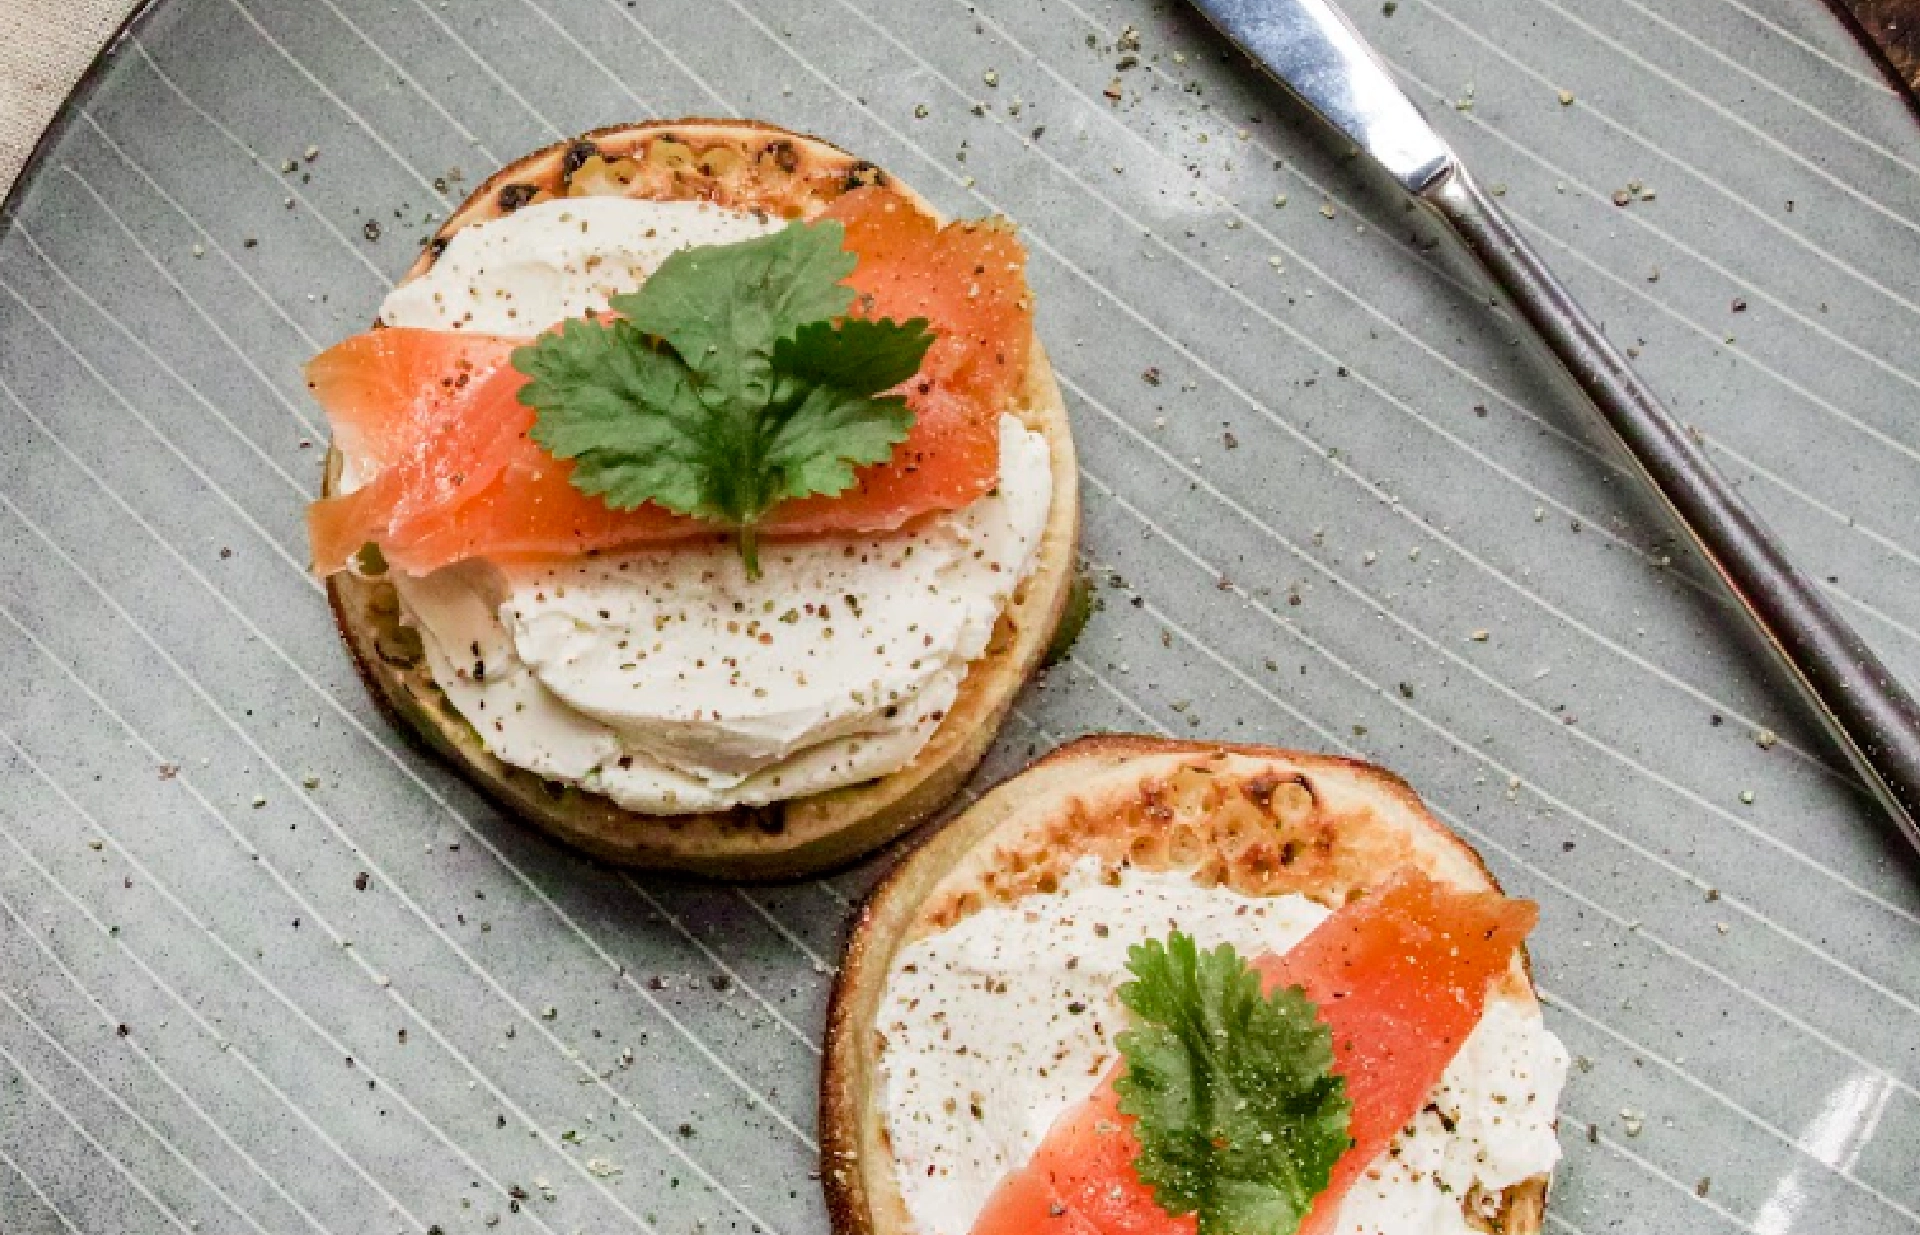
1185,0,1920,855
1186,0,1453,191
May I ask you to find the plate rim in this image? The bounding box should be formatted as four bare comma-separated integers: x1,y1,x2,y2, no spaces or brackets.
0,0,171,234
1819,0,1920,119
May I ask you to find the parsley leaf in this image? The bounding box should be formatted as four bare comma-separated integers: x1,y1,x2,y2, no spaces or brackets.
772,317,935,392
619,219,862,375
1115,932,1351,1235
513,219,935,575
513,317,708,514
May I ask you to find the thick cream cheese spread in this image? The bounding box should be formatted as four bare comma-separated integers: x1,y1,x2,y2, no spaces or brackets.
365,197,1053,812
381,197,782,334
877,861,1568,1235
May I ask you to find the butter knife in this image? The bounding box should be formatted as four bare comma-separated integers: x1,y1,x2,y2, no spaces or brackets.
1188,0,1920,854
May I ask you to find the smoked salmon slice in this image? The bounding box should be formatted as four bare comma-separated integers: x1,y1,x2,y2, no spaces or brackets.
968,869,1538,1235
306,331,530,569
307,192,1031,576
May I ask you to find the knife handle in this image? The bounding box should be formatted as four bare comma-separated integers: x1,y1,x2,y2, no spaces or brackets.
1421,164,1920,852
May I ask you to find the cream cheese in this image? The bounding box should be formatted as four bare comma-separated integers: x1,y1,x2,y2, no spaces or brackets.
396,415,1049,812
876,861,1568,1235
380,197,781,334
368,196,1054,812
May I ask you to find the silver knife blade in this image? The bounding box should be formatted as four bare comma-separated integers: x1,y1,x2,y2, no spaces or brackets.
1187,0,1454,192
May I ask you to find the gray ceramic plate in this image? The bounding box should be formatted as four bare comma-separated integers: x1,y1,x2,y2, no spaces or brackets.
3,1,1918,1232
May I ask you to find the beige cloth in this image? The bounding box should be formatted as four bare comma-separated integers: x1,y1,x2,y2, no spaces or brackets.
0,0,140,196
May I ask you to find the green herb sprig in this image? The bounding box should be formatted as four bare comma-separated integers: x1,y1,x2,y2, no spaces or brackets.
512,219,934,576
1115,932,1352,1235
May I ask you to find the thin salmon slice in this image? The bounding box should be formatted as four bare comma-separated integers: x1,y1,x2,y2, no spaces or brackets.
306,331,530,568
305,328,523,472
971,1082,1194,1235
968,869,1538,1235
307,195,1031,576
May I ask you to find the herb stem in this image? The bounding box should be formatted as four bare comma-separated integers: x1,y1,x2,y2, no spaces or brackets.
737,525,762,580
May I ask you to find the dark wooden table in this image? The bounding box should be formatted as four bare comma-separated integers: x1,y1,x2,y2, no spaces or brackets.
1837,0,1920,94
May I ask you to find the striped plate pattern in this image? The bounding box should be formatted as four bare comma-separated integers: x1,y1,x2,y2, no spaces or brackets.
1,0,1917,1232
